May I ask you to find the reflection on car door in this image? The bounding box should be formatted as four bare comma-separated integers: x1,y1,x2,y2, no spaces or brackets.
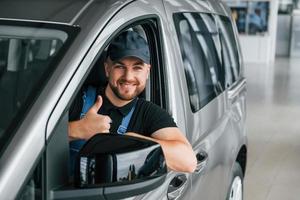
165,2,240,200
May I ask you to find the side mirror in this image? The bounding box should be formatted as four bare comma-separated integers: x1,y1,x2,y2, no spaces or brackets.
51,134,167,200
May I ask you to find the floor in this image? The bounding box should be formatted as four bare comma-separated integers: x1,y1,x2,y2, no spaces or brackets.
244,57,300,200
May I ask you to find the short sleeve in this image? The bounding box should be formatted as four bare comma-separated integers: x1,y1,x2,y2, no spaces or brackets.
143,102,177,135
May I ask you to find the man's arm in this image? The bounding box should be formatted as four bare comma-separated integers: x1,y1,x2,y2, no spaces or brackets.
126,127,197,173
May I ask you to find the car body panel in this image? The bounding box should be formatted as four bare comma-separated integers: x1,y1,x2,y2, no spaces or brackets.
0,0,88,24
0,0,247,199
163,1,246,199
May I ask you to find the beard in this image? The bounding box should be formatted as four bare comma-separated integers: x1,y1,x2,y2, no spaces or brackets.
108,79,144,101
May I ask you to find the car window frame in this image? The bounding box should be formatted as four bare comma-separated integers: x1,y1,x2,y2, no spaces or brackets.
43,16,168,199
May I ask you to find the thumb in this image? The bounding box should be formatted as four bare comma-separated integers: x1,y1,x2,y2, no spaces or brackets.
90,95,103,113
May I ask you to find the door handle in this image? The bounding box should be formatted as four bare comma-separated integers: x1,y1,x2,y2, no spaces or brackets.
167,174,187,200
194,151,208,174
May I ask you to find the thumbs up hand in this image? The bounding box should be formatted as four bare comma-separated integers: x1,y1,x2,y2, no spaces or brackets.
78,95,112,139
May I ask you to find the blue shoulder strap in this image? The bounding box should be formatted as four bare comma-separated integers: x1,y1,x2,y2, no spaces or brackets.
69,85,97,176
80,85,97,119
117,99,137,135
71,85,97,151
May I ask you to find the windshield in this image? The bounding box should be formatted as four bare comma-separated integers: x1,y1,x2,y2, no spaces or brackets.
0,20,78,153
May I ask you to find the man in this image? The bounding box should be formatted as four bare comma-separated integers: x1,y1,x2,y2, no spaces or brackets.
68,31,196,173
249,8,263,34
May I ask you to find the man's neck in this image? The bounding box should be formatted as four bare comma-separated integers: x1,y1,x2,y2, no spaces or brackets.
105,86,133,107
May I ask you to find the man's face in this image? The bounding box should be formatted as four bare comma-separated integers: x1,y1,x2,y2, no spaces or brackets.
104,56,150,101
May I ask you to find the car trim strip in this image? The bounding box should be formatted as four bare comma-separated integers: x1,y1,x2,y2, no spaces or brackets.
69,0,94,25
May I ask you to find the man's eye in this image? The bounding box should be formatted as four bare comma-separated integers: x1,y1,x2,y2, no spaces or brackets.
114,65,125,69
133,65,143,70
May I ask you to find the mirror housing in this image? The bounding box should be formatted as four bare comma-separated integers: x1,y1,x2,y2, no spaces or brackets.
75,134,167,188
52,134,167,200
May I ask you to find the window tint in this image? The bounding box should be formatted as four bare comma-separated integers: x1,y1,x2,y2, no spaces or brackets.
174,13,225,112
215,15,240,87
0,21,78,154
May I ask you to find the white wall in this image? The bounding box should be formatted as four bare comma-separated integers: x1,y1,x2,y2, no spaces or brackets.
224,0,279,64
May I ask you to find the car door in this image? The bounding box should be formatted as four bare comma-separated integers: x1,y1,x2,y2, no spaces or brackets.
43,0,193,200
85,1,195,199
163,1,239,199
215,9,247,193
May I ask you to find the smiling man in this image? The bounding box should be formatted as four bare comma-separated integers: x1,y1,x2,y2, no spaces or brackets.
68,31,197,173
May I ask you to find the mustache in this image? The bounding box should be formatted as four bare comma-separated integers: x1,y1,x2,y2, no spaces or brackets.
118,79,138,85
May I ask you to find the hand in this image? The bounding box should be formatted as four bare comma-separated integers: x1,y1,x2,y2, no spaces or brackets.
80,95,112,139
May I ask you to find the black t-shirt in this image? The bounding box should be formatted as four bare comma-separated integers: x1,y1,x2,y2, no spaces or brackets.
69,86,177,137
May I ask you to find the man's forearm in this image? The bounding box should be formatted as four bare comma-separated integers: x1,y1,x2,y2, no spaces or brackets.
126,132,197,173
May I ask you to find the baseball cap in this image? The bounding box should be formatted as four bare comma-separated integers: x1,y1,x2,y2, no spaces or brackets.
107,31,150,64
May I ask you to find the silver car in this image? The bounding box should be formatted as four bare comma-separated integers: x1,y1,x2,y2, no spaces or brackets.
0,0,247,199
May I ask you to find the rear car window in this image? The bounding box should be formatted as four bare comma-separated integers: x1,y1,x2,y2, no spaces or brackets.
215,15,240,87
173,12,225,112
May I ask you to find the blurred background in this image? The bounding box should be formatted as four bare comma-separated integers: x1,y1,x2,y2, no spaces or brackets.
223,0,300,199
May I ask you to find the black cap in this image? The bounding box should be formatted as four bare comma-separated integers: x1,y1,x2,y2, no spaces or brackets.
107,31,150,64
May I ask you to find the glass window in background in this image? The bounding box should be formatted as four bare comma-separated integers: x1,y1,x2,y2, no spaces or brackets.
226,1,270,35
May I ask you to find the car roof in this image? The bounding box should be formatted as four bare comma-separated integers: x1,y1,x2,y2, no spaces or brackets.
0,0,228,25
0,0,126,25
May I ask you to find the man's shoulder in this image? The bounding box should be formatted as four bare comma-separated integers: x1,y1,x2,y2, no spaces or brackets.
137,98,161,109
133,98,177,133
136,98,169,115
